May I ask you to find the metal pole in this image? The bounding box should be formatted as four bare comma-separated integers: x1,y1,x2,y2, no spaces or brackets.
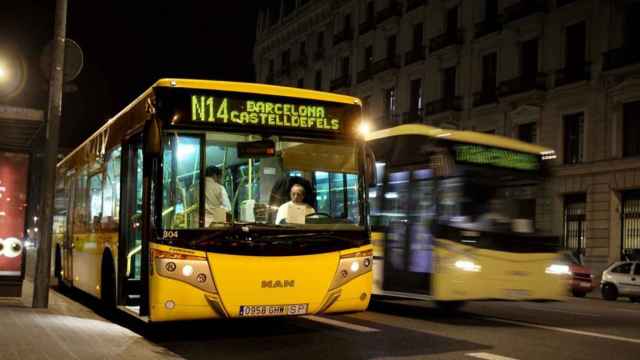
33,0,67,308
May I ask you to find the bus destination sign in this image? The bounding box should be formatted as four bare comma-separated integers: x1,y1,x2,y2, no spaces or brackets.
191,95,342,132
454,144,540,171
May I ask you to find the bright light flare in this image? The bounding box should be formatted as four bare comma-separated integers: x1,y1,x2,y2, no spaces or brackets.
454,260,481,272
545,264,571,275
357,122,370,137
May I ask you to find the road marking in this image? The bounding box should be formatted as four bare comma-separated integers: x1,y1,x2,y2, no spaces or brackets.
483,316,640,345
467,352,519,360
616,308,640,314
302,315,380,332
513,304,600,317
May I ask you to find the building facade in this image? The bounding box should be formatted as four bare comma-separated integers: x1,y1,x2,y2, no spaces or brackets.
254,0,640,274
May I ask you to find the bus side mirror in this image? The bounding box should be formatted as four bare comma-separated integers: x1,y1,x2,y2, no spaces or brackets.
144,116,161,156
364,146,377,188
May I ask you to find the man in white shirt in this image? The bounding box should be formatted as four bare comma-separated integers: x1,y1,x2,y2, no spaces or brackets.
275,183,315,224
205,166,232,225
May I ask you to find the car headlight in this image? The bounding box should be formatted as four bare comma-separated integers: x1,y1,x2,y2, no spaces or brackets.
545,264,571,275
454,259,481,272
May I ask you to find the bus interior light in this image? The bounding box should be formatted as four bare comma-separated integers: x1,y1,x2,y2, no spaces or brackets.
545,264,571,275
454,260,481,272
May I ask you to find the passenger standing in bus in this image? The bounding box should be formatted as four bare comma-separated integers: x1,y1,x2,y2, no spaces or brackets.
205,166,232,225
275,183,315,224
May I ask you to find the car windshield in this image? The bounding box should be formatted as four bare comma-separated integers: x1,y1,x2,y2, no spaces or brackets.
161,131,362,230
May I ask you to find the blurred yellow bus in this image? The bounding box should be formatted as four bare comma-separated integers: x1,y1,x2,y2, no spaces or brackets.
54,79,372,321
366,124,568,310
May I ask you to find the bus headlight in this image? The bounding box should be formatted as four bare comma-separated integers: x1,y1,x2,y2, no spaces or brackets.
454,260,481,272
329,249,373,290
545,264,571,275
153,249,217,293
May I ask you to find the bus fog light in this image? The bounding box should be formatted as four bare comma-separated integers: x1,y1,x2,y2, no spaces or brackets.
454,260,481,272
182,264,194,277
165,300,176,310
341,269,348,278
363,258,371,267
350,261,360,272
165,262,177,272
196,273,207,283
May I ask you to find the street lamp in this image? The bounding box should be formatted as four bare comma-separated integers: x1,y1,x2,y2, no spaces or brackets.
0,52,26,98
0,61,8,82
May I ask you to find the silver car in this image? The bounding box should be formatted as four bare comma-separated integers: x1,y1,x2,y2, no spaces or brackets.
601,261,640,302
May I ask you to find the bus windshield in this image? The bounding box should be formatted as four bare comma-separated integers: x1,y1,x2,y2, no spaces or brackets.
161,131,362,230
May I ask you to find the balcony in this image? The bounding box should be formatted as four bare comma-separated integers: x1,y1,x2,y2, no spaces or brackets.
333,27,353,46
554,63,591,87
313,47,325,61
375,0,402,24
404,46,425,66
603,47,640,71
424,97,462,116
401,111,424,124
502,0,545,24
406,0,429,13
330,74,352,90
429,30,464,53
497,73,547,97
473,91,498,107
357,68,372,83
359,18,375,35
371,56,400,75
474,19,502,39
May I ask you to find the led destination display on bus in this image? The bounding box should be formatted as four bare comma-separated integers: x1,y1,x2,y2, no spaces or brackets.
454,144,540,171
191,95,342,131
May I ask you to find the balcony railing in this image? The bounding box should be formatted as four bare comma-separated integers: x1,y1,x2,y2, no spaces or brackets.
313,47,325,61
503,0,545,24
406,0,428,13
429,30,464,53
358,18,375,35
473,91,498,107
554,63,591,87
330,74,352,90
424,96,462,116
357,67,372,83
404,46,425,66
474,19,502,39
603,47,640,71
333,27,353,46
497,73,547,97
401,111,424,124
371,56,400,75
375,0,402,24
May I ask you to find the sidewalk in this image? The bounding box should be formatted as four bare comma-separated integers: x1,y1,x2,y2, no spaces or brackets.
0,279,181,360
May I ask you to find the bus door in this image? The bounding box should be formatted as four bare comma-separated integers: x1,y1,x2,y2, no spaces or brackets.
119,135,144,312
382,169,433,294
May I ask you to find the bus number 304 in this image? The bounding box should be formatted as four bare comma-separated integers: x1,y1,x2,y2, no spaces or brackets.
163,230,179,239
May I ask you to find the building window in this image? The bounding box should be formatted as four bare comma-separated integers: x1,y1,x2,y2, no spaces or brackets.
518,122,537,143
344,13,352,30
386,35,397,59
565,21,586,69
363,45,373,69
446,6,458,34
341,56,350,76
314,70,322,90
482,52,497,95
384,87,397,123
317,31,324,50
623,101,640,157
563,193,587,254
366,1,374,21
521,38,539,80
412,22,423,49
409,78,423,116
281,49,291,73
563,112,584,164
443,66,456,99
299,41,307,58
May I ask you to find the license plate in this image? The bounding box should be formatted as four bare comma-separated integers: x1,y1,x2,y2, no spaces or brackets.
504,289,530,298
239,304,308,317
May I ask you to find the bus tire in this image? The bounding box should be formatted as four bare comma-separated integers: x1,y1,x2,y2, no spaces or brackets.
54,244,62,281
435,300,465,313
101,250,116,309
601,283,618,301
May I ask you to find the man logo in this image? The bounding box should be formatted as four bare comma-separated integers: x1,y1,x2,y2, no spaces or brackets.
261,280,295,288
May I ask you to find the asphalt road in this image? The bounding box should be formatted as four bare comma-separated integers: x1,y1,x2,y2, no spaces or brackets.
125,294,640,360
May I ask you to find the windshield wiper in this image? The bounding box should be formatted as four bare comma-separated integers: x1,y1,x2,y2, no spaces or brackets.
253,232,361,246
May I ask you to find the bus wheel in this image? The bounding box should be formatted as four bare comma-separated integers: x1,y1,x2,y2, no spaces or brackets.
54,244,62,281
435,301,465,313
601,283,618,301
101,251,116,309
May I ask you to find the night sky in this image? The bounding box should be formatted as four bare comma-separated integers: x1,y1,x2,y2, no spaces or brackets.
1,1,258,149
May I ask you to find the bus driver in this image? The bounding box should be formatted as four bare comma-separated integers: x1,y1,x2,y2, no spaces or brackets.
275,183,315,224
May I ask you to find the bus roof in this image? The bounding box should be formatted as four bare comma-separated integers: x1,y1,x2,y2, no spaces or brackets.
58,79,362,168
365,124,554,156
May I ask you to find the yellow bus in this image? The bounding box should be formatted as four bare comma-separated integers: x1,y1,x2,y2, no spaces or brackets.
53,79,372,321
366,124,568,310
